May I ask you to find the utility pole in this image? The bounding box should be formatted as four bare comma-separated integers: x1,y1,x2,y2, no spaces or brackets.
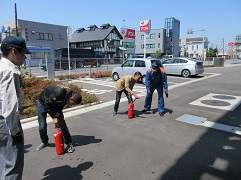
122,20,125,62
222,38,224,57
15,3,18,37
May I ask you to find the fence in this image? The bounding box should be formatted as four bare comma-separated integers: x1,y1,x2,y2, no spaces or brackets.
24,58,125,78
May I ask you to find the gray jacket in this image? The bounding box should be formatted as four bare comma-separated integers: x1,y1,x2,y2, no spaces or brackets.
0,57,22,135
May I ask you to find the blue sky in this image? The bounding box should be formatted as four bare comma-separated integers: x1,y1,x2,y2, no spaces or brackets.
1,0,240,51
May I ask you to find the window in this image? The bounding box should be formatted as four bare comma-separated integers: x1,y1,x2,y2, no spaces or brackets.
192,45,194,51
196,45,198,50
158,43,160,48
174,59,188,63
158,33,160,38
162,59,174,64
141,35,144,39
150,33,155,39
141,44,155,49
135,60,145,67
122,60,134,67
36,32,44,40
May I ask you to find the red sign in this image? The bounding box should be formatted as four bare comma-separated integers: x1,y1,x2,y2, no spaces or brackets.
121,28,135,39
228,42,234,46
140,20,151,32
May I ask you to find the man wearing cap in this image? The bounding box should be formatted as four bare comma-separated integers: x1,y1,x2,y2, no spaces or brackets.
142,61,168,116
0,36,30,179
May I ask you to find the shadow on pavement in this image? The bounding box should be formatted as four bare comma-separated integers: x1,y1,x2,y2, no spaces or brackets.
159,104,241,179
71,135,102,147
42,161,93,180
24,144,32,153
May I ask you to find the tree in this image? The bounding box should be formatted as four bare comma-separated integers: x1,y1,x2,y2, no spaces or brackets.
206,48,217,57
153,50,162,59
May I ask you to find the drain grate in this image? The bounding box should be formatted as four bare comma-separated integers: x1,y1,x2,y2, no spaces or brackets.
213,95,236,100
201,100,231,106
176,114,207,125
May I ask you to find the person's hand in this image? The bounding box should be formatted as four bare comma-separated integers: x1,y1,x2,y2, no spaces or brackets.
12,132,22,145
54,123,60,129
148,90,151,95
165,91,168,98
133,94,140,99
53,118,59,128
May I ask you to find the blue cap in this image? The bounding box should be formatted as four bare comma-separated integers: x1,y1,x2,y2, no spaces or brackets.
1,36,30,54
151,61,158,69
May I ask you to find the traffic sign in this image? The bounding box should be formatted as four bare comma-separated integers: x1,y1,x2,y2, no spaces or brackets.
146,32,149,35
1,26,5,33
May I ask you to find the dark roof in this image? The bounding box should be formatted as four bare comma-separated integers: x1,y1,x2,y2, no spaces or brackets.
70,26,122,43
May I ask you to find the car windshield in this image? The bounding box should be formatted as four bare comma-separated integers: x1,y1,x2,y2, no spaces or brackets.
187,58,201,62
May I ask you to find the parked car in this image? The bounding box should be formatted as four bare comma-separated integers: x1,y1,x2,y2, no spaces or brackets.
162,57,204,77
112,58,162,84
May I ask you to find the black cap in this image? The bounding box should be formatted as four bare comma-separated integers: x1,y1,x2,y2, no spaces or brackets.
1,36,31,54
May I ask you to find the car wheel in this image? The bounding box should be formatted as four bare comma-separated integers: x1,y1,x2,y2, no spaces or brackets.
182,69,191,77
78,62,84,68
113,73,119,81
142,75,146,84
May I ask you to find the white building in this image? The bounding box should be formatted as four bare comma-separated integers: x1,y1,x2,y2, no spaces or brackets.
135,28,166,57
0,19,68,66
180,37,209,59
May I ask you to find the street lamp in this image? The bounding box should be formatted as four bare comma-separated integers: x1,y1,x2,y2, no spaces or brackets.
122,19,125,62
187,29,205,61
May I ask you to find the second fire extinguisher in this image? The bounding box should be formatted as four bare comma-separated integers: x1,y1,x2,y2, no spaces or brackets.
54,128,65,155
128,98,136,119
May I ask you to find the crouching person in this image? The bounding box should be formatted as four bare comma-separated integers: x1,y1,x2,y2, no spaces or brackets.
36,84,82,153
113,71,141,116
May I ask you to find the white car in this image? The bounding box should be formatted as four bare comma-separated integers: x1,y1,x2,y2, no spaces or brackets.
112,58,162,84
162,57,204,77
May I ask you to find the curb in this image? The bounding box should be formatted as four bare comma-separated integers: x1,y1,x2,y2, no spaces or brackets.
20,101,103,124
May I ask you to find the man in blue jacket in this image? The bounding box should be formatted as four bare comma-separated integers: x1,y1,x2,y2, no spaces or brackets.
142,61,168,116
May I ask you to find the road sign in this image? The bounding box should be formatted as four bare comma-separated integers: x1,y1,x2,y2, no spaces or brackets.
228,42,234,47
1,26,5,33
146,32,149,35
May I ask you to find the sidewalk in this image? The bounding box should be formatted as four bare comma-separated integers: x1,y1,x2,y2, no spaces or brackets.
203,58,241,67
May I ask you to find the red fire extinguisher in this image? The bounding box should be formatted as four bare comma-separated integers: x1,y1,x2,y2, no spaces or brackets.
54,128,65,155
128,98,136,119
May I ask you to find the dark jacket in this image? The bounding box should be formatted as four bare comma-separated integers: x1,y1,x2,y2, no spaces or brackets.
145,67,168,92
38,84,72,118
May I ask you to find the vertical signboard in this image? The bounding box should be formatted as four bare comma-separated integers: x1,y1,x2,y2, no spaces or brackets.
140,20,151,32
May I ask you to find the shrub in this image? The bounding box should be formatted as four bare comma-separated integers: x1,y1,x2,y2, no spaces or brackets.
56,74,86,80
90,71,112,78
19,78,99,119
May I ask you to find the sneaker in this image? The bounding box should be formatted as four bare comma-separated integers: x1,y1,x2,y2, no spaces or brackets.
65,143,75,153
112,111,117,116
159,112,164,117
36,142,49,151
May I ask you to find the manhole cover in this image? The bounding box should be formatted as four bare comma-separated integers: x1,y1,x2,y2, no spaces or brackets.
213,95,236,100
201,100,231,106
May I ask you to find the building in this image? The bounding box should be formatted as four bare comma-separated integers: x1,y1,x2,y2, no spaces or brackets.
135,28,166,57
235,34,241,59
164,17,180,57
0,19,68,66
70,24,123,58
179,37,209,59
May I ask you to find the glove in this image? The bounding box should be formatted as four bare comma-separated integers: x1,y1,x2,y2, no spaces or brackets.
12,132,22,145
165,91,168,98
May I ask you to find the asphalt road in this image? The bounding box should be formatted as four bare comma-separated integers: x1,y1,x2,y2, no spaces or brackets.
2,64,241,180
